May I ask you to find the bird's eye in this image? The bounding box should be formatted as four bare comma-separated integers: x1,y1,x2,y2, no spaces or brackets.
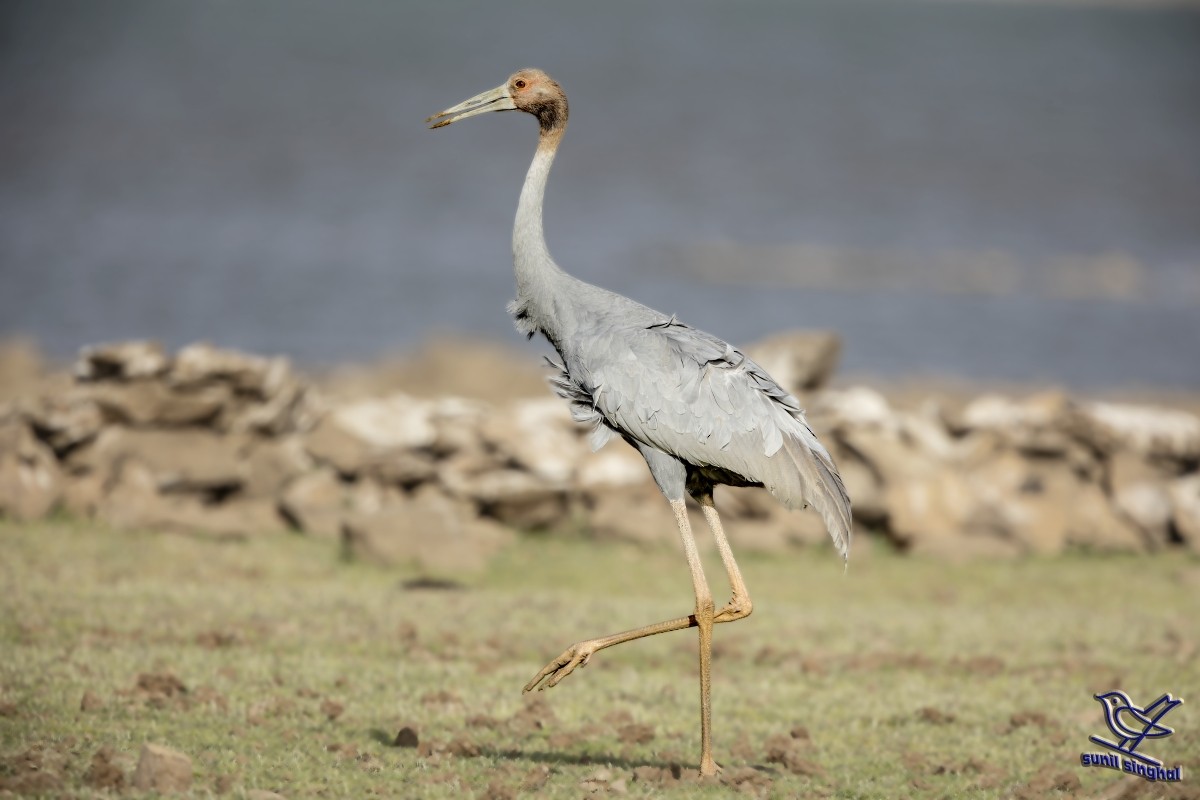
514,79,527,90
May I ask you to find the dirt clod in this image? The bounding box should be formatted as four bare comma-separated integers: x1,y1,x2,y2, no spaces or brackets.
446,738,481,758
1010,765,1082,800
917,706,955,725
617,722,655,744
320,699,344,720
196,630,238,648
477,779,516,800
137,672,188,697
80,690,105,711
520,765,550,791
393,726,419,748
132,743,193,793
466,713,501,729
420,689,462,705
722,766,774,797
764,733,827,778
83,746,126,790
509,695,556,734
1008,710,1048,729
0,745,65,794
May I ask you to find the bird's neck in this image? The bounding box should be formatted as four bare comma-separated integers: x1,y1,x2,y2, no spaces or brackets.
513,127,567,317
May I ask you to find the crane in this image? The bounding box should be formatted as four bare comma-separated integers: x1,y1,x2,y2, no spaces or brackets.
427,68,851,777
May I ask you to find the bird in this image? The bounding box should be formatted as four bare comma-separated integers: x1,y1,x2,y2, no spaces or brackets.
427,68,851,778
1091,691,1182,766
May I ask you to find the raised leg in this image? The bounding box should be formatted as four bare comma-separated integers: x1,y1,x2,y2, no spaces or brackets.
523,495,754,778
523,499,716,692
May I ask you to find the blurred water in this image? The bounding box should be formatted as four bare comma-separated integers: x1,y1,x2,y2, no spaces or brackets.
1,0,1198,387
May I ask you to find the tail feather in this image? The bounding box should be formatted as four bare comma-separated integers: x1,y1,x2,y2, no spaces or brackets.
773,428,853,563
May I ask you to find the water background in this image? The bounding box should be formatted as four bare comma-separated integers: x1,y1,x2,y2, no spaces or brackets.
2,0,1198,388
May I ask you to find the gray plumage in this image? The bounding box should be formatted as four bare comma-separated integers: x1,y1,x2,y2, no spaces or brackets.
430,68,851,562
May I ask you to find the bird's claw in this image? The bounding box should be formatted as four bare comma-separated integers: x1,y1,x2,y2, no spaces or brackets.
523,641,600,693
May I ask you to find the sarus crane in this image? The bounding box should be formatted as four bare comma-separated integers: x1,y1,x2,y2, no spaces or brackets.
427,68,851,777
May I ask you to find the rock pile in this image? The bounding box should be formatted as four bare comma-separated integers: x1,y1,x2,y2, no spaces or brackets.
813,387,1199,557
0,337,1197,565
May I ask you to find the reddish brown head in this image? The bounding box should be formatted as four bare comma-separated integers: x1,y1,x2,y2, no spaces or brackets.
506,69,568,133
427,68,568,135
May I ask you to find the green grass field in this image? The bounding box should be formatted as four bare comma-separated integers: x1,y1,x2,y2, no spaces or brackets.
1,519,1197,798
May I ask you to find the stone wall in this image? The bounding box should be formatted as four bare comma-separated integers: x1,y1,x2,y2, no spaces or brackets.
0,337,1196,569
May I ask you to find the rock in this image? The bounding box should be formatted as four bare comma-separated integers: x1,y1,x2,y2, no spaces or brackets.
68,427,245,493
884,470,1015,558
365,450,437,488
73,380,230,427
1064,484,1144,552
163,496,288,539
1168,474,1200,552
341,485,512,575
965,451,1072,555
76,340,169,381
98,462,283,538
170,343,289,397
722,515,790,554
480,398,586,484
715,485,779,520
24,394,104,454
587,485,704,546
441,466,568,530
279,470,393,540
278,468,348,539
97,461,169,530
61,470,106,518
813,386,894,430
131,743,192,793
0,420,62,520
223,379,318,436
826,451,885,525
1106,449,1174,545
1071,401,1200,461
305,394,437,476
577,446,650,493
241,436,313,497
958,391,1074,454
427,397,490,457
744,330,841,392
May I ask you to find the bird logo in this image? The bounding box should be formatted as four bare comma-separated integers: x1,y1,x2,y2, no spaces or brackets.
1089,691,1184,767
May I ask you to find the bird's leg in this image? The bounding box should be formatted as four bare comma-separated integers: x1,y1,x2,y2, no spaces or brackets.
522,499,721,775
695,493,754,624
671,498,719,778
522,499,715,692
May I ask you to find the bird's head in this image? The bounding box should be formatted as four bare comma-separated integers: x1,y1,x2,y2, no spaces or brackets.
427,69,567,134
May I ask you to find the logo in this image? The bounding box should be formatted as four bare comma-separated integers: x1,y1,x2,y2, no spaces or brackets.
1080,690,1184,783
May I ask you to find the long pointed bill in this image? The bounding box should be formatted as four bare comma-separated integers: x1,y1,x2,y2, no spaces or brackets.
426,84,516,129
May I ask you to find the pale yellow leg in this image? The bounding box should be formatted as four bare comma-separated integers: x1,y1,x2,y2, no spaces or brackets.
523,494,754,778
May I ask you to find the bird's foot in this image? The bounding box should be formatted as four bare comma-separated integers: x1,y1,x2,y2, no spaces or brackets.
699,756,722,778
523,639,603,693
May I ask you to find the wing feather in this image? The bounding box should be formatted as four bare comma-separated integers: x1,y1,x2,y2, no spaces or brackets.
571,318,852,561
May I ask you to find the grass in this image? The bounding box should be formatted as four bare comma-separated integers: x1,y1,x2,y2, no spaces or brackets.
1,518,1198,798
